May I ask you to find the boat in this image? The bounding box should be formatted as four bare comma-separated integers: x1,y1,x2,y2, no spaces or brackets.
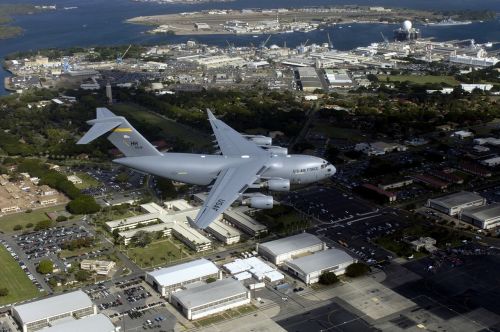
427,18,472,26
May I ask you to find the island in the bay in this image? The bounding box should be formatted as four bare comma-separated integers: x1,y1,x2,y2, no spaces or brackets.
0,4,55,39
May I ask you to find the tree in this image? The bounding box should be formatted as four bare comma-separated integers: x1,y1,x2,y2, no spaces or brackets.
206,277,217,283
13,224,23,231
75,270,91,282
318,272,339,285
56,215,68,222
345,263,370,278
26,222,33,228
67,195,100,214
115,172,129,183
34,219,53,231
131,231,152,247
0,288,9,297
37,259,54,274
156,177,176,199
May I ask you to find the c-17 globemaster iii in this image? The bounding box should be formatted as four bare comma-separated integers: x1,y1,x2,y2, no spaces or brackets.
78,108,336,229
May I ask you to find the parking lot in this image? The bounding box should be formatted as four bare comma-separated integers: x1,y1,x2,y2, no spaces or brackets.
14,225,92,260
284,187,404,263
86,278,177,331
74,166,145,197
284,187,376,224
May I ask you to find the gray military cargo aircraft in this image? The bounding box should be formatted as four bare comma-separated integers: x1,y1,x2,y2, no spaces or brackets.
78,108,336,228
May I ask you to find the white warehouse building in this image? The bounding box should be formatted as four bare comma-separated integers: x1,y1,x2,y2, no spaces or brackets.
257,233,326,265
427,191,485,216
284,249,356,284
145,258,221,298
460,202,500,229
12,290,97,332
171,278,250,320
34,314,117,332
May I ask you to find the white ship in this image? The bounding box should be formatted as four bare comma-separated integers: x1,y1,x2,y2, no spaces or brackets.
427,18,472,26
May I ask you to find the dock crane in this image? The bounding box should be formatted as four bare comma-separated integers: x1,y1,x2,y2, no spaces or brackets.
260,35,272,50
226,40,235,54
116,44,132,64
380,32,389,46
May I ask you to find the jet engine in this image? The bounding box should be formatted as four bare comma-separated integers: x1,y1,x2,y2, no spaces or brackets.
264,178,290,192
243,195,274,209
263,146,288,155
243,135,272,146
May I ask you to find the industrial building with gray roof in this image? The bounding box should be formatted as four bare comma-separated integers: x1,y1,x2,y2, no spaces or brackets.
460,202,500,229
427,191,485,216
257,232,326,265
12,290,96,332
170,278,250,320
284,249,356,284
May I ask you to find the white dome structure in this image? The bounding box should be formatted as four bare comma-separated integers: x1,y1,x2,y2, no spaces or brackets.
403,20,412,31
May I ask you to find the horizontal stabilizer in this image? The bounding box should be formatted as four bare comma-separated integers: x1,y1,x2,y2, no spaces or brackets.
77,121,122,144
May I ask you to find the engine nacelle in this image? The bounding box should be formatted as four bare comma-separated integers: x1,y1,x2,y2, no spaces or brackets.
243,135,272,146
265,178,290,192
244,195,274,209
263,146,288,155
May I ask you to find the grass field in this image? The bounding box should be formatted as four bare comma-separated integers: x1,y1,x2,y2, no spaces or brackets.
0,205,63,232
111,104,210,150
125,239,184,267
0,245,40,306
73,172,101,189
377,75,460,86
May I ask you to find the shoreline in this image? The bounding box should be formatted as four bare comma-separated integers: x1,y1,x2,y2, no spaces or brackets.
127,6,443,37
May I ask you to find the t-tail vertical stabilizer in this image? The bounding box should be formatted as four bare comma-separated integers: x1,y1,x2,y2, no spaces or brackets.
77,107,162,157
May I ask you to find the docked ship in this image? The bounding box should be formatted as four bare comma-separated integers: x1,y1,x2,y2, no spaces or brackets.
427,18,472,26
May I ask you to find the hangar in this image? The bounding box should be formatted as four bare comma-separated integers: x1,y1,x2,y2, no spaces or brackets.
11,290,96,332
171,278,250,320
427,191,485,216
145,258,220,297
257,232,326,265
284,249,356,284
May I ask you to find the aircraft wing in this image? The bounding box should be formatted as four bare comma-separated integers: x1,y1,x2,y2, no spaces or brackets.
207,109,266,157
193,158,267,229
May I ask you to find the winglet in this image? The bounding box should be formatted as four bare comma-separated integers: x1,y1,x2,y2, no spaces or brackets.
207,108,216,120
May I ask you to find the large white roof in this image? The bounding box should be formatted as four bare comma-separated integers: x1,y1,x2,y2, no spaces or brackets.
259,233,323,256
13,290,92,323
285,249,355,275
39,314,115,332
172,278,247,309
147,258,218,287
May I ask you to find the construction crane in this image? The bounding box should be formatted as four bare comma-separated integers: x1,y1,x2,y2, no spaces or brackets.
327,32,333,50
260,35,272,49
116,44,132,64
298,39,309,53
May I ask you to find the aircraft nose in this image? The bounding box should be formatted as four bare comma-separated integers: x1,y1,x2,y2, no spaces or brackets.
325,165,336,178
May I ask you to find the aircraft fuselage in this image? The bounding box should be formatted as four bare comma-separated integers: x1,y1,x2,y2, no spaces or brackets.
114,153,335,186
